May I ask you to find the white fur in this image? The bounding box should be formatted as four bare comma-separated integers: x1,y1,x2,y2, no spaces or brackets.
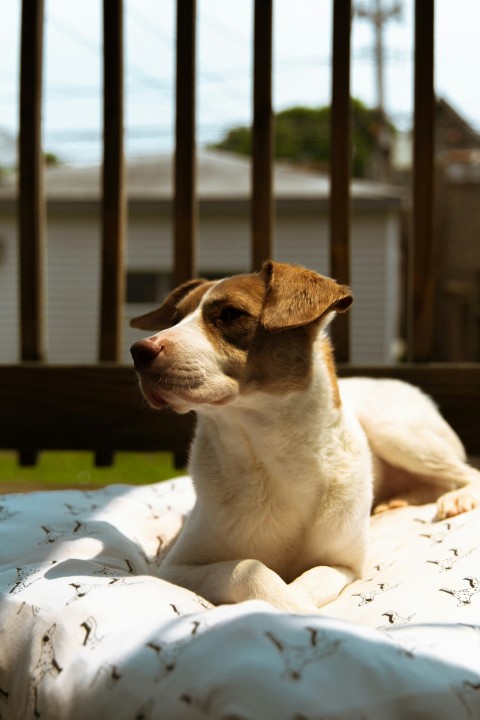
340,377,480,518
157,340,373,612
131,274,480,613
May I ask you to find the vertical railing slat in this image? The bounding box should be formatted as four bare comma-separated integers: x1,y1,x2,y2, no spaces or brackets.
97,0,126,467
18,0,45,467
329,0,352,363
19,0,45,364
100,0,126,364
409,0,435,362
251,0,274,270
174,0,197,286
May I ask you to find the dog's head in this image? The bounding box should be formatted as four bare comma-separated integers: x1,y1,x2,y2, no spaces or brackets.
130,261,352,413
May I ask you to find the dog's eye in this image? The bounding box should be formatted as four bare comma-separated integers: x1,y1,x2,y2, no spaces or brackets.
219,306,247,324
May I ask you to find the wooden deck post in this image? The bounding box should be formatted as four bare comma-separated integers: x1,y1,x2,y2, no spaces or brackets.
18,0,45,466
97,0,126,466
251,0,274,270
174,0,197,286
19,0,45,364
329,0,352,363
100,0,126,364
409,0,435,362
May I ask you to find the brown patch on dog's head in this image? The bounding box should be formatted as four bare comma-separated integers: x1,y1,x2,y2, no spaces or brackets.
195,274,267,387
129,278,214,330
260,260,352,332
201,274,266,349
130,262,352,408
242,324,317,395
240,262,352,397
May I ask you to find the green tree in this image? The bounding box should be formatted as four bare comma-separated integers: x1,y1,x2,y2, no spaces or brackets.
212,100,394,178
44,151,61,166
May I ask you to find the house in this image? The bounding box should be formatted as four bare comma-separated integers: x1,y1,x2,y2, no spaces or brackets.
392,98,480,361
0,150,404,365
435,148,480,361
0,128,16,184
433,100,480,361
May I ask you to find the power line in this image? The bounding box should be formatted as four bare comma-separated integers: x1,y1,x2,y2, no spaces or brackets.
200,8,251,49
354,0,403,112
126,3,173,52
354,0,404,180
47,11,172,93
0,47,411,108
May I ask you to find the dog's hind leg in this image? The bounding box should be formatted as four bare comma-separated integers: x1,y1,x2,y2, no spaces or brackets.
370,420,480,519
351,379,480,520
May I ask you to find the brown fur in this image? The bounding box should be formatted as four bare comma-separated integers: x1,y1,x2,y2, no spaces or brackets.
130,261,352,401
200,272,322,396
177,281,216,319
319,336,342,409
242,324,316,395
129,261,480,616
260,261,352,332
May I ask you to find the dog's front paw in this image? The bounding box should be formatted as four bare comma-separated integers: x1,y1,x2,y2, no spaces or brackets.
436,487,480,520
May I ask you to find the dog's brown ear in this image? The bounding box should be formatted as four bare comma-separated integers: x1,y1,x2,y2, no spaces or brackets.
260,260,352,332
130,278,208,331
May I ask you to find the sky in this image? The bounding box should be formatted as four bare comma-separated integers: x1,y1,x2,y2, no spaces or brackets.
0,0,479,166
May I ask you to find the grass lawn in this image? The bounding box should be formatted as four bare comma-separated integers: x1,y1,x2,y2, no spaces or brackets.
0,450,187,493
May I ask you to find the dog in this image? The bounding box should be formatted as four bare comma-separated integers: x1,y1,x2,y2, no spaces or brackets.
130,261,480,613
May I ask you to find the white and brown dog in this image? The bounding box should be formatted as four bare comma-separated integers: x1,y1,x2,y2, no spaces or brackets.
130,261,480,613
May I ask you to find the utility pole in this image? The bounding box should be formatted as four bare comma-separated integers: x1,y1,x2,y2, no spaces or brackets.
355,0,402,180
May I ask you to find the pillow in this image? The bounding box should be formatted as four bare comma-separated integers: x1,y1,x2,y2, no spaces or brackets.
1,478,479,719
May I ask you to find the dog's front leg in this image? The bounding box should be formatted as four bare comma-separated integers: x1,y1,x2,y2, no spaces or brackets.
289,565,356,609
160,559,318,613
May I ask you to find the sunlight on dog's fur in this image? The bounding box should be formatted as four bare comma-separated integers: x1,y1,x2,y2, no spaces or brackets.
130,261,480,613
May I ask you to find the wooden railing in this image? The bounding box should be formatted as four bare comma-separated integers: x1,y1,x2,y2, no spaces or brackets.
1,0,479,468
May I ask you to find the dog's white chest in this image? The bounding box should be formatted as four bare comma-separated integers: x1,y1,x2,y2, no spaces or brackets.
188,400,372,580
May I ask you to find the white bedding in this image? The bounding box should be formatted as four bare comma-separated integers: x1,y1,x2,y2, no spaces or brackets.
1,477,480,719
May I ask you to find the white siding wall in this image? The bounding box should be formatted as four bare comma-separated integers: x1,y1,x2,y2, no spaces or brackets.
1,206,401,365
276,215,330,271
46,215,101,362
126,215,173,270
124,213,174,358
350,212,400,363
198,214,250,272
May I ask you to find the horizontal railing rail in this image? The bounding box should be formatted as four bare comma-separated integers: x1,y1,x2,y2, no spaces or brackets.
1,364,479,464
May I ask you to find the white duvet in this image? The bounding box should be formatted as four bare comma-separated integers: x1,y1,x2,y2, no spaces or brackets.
1,477,480,719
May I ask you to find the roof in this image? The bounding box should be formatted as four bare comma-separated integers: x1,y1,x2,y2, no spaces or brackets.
436,97,480,150
0,149,404,205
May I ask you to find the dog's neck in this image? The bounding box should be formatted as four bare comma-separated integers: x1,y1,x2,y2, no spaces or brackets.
189,335,345,502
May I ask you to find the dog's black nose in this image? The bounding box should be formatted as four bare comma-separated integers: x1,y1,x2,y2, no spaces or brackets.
130,339,162,370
